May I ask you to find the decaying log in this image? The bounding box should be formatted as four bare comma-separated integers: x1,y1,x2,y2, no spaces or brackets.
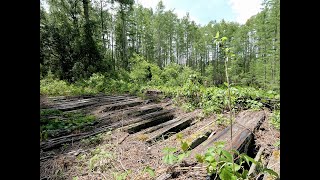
97,103,163,121
146,114,196,143
141,113,190,134
95,98,144,113
116,109,175,130
199,110,265,154
189,130,215,150
41,109,174,151
126,112,175,133
157,110,266,179
44,95,137,111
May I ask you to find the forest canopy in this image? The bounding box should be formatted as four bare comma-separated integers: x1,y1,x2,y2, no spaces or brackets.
40,0,279,91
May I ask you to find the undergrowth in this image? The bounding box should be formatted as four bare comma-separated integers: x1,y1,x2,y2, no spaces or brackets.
161,134,279,180
41,54,280,128
40,109,96,140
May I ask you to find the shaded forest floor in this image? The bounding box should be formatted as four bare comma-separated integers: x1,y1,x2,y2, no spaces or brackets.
40,93,279,180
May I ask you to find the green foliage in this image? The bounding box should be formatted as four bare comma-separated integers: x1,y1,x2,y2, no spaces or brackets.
215,114,229,126
41,0,279,89
273,140,280,147
113,171,132,180
143,166,156,177
245,99,263,110
162,134,191,165
40,110,96,140
270,110,280,130
40,72,142,96
144,83,279,116
196,141,279,179
81,134,103,146
162,147,177,165
88,147,113,171
40,109,62,117
129,54,162,85
40,76,83,96
41,70,279,117
160,63,181,86
85,73,107,92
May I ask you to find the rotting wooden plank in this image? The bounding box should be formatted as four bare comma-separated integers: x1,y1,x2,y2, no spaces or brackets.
45,95,113,106
41,109,175,151
87,105,165,130
125,111,175,133
42,104,158,139
171,110,264,165
118,109,175,130
47,94,132,103
93,98,144,113
97,103,163,121
146,114,196,143
196,110,265,155
40,106,165,146
41,119,123,151
51,96,137,111
81,97,143,113
188,130,215,150
139,113,190,135
44,95,137,111
156,110,266,180
181,122,217,151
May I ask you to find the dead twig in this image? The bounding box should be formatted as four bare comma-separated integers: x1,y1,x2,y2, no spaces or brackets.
118,133,130,144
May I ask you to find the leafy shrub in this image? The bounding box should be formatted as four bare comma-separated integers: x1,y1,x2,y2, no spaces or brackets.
85,73,107,92
40,77,83,96
161,63,181,86
270,110,280,130
40,110,96,140
195,141,279,179
129,54,162,85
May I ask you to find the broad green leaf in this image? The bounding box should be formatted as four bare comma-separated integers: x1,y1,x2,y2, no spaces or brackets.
214,141,226,149
219,167,237,180
177,153,186,162
176,133,183,140
195,154,204,163
221,37,228,42
215,31,220,38
263,168,279,178
144,166,155,177
181,141,189,152
163,154,176,165
241,154,258,166
273,140,280,147
210,161,218,170
162,147,176,154
227,163,241,171
221,150,232,162
205,155,215,163
242,169,249,179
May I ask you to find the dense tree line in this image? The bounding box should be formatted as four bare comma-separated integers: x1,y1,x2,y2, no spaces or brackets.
40,0,279,90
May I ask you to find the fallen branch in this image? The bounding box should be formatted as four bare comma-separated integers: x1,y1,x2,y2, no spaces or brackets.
248,146,265,176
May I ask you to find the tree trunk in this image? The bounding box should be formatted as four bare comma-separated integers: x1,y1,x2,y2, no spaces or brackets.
100,0,106,51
